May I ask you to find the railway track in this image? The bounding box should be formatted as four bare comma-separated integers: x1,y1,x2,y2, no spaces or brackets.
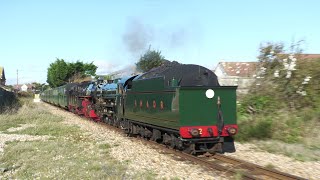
104,124,307,179
205,153,307,180
101,122,307,180
145,140,307,180
64,108,307,180
208,153,307,180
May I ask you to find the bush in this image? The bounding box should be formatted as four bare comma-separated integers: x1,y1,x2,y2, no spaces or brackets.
238,95,280,115
236,117,273,141
17,91,34,98
236,43,320,146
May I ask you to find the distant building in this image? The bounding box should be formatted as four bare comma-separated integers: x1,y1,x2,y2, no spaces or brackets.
214,54,320,95
14,84,35,92
21,84,28,92
214,62,258,94
0,66,6,85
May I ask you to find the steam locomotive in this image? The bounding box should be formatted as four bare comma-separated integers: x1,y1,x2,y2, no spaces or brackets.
41,62,238,154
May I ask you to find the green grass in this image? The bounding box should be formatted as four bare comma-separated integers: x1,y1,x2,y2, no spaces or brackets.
0,99,155,179
1,141,127,179
254,140,320,162
99,143,112,150
264,163,276,170
236,109,320,161
233,170,244,180
236,109,319,145
132,170,158,180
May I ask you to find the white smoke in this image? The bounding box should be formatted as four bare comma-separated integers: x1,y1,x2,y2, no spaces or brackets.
93,60,121,75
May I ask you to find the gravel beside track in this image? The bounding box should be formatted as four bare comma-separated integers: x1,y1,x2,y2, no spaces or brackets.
226,143,320,180
44,103,228,179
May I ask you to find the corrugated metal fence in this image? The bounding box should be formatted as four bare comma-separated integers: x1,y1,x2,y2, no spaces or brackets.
0,87,17,113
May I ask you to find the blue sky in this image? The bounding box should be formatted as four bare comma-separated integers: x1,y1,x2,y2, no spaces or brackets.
1,0,319,85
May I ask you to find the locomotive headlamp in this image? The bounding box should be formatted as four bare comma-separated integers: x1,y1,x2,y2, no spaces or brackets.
205,89,215,99
228,127,237,135
190,128,200,137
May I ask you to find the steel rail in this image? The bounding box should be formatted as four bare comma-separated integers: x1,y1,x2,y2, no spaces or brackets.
211,154,307,180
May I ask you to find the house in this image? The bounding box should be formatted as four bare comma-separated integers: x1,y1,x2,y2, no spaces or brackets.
214,54,320,94
214,62,258,94
14,84,35,92
0,66,5,85
21,84,28,92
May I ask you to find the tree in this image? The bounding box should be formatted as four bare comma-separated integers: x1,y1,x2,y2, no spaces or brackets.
251,41,319,109
47,59,69,87
136,49,166,72
257,42,284,71
31,82,50,91
47,58,97,87
67,61,97,82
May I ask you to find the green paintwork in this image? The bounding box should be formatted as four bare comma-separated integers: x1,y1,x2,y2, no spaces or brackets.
125,90,180,129
179,86,237,126
52,89,59,105
40,77,237,132
124,77,237,130
41,84,74,109
125,77,179,129
58,86,67,107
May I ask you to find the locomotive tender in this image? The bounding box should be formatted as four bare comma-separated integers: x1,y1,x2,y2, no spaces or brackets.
41,62,238,154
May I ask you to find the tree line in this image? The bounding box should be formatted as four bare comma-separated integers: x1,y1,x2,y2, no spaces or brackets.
47,49,166,87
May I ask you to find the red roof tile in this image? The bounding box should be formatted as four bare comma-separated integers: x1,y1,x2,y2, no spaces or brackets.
218,62,258,77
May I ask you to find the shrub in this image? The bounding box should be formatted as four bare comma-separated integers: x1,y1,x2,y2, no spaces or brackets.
238,95,280,115
236,118,273,141
236,42,320,146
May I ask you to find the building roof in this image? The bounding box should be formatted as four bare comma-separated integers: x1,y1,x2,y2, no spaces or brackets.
215,54,319,77
296,54,320,60
216,62,258,77
278,54,320,60
14,84,35,90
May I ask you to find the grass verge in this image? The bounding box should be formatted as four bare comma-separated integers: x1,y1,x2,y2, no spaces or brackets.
254,140,320,162
0,99,145,179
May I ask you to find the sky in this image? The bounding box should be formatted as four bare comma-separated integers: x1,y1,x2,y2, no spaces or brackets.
0,0,319,85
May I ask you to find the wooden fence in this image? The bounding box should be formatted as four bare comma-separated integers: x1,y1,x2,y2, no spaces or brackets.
0,87,17,113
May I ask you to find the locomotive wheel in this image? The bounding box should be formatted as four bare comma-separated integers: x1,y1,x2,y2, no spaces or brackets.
151,129,161,142
113,116,119,127
170,134,176,148
183,144,196,154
